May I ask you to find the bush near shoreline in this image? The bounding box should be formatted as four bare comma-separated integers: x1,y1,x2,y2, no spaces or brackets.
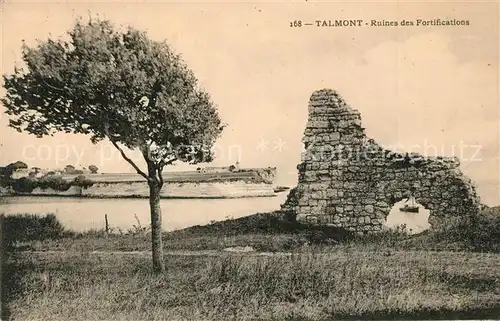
1,175,94,194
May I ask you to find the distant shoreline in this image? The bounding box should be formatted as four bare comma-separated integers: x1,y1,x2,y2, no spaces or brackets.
0,193,280,200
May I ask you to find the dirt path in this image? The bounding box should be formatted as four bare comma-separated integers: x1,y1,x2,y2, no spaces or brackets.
24,248,293,257
19,249,500,262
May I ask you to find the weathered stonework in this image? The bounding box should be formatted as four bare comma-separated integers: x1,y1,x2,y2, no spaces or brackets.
282,89,482,233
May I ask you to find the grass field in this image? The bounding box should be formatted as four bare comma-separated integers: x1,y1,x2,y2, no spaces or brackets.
3,249,500,320
2,210,500,320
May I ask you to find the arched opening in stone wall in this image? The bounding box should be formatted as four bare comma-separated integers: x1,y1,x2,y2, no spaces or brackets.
282,89,483,234
383,200,431,234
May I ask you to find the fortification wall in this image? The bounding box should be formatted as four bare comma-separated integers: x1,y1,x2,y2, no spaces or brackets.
8,181,276,198
282,89,482,233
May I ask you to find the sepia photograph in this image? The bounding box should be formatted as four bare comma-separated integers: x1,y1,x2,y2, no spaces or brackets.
0,1,499,320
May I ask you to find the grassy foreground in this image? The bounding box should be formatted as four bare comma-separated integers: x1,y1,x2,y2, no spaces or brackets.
4,249,500,320
2,210,500,320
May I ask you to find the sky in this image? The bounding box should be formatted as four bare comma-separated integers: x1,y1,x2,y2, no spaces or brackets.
1,1,499,205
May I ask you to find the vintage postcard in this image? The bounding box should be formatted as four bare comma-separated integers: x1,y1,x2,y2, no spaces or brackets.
1,1,499,320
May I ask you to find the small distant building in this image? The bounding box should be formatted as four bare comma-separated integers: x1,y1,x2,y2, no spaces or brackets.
197,164,240,174
207,166,228,172
31,171,45,179
31,167,46,178
11,168,30,179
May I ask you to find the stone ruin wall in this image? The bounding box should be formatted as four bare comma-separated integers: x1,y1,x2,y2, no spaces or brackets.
282,89,482,233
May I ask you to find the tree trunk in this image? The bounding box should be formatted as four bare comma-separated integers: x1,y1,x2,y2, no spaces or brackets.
149,180,165,273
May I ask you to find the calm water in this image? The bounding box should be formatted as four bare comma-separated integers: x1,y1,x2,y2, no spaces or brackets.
0,193,290,232
0,193,431,234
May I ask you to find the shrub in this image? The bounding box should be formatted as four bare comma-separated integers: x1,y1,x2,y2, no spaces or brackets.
471,210,500,251
42,176,72,191
426,209,500,252
127,214,150,235
64,165,76,173
8,175,94,192
72,175,94,189
10,177,37,193
9,176,72,192
1,214,68,246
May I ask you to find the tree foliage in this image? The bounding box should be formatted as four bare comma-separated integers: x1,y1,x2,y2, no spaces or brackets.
64,165,76,172
6,161,28,171
1,161,29,178
2,18,224,181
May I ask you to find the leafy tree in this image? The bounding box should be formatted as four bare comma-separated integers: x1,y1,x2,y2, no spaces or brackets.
2,18,224,272
3,160,29,177
11,177,37,193
64,165,76,174
7,161,28,170
72,175,94,188
88,165,98,174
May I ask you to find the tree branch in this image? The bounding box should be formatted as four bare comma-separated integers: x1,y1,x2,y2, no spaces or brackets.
148,79,162,108
157,167,164,187
32,64,74,95
41,79,71,94
159,156,177,168
109,139,150,181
